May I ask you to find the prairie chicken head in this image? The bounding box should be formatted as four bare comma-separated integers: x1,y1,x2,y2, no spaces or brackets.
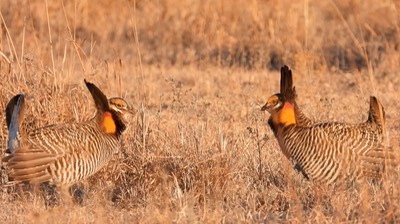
261,93,284,113
84,80,134,137
261,65,313,129
108,97,134,129
261,93,296,127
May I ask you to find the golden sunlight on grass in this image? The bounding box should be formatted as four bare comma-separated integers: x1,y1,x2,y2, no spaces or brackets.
0,0,400,222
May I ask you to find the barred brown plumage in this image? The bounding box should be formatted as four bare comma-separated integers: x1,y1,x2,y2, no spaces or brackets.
2,80,134,186
262,65,393,184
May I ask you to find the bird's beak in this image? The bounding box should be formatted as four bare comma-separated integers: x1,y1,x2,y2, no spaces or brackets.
127,107,136,115
261,102,269,111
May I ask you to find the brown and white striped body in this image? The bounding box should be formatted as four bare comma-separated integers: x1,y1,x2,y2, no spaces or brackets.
276,119,387,184
262,66,392,184
24,121,120,185
3,80,133,186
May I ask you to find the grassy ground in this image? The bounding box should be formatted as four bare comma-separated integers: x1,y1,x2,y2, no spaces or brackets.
0,0,400,223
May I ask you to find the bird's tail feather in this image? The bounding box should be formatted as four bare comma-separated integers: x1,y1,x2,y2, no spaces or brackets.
5,94,26,153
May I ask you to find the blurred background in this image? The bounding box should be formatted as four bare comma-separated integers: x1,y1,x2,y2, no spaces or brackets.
2,0,399,73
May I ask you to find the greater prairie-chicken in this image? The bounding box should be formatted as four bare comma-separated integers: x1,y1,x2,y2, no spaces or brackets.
262,66,392,184
2,80,133,186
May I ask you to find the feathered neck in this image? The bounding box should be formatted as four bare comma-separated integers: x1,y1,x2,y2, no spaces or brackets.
268,102,296,136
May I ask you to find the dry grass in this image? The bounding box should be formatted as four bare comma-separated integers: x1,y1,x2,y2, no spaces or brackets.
0,0,400,223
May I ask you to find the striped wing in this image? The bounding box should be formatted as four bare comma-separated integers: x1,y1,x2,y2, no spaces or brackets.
3,122,119,185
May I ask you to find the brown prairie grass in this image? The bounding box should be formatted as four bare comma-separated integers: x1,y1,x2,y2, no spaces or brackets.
0,0,400,223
